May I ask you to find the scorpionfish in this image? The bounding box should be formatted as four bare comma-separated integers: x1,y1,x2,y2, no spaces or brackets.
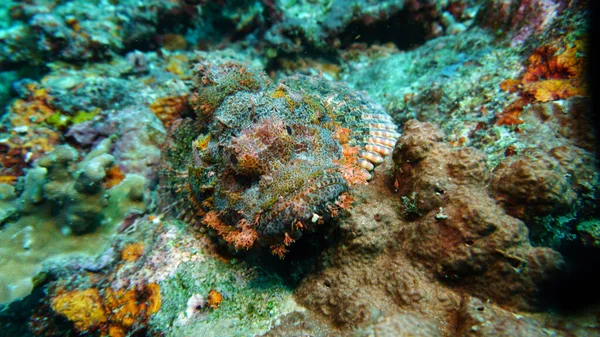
161,57,399,258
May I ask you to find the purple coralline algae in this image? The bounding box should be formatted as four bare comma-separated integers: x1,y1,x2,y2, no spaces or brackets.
476,0,567,45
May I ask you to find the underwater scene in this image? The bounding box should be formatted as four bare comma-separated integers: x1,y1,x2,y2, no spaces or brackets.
0,0,597,336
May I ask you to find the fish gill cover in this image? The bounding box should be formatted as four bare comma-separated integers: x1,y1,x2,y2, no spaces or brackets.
0,1,598,337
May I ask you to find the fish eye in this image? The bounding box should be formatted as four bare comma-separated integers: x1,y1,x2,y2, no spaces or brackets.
230,153,238,165
285,125,292,135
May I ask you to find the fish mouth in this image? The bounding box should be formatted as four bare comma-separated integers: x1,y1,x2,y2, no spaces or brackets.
254,169,348,245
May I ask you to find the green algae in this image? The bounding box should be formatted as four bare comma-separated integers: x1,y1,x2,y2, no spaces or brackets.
152,248,299,337
343,28,523,167
45,109,100,129
577,219,600,248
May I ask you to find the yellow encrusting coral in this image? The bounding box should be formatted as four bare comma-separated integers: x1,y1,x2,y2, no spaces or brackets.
120,242,145,262
49,283,161,336
50,288,107,331
207,289,223,309
497,40,587,126
9,83,55,128
150,95,189,128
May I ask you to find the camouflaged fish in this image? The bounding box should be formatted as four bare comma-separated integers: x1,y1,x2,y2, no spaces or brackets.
161,60,399,258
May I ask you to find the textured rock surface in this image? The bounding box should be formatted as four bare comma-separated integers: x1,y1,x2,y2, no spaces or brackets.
393,120,565,310
491,148,576,218
476,0,566,45
67,106,167,182
264,0,478,55
20,219,299,337
24,142,115,234
0,0,191,67
0,140,147,304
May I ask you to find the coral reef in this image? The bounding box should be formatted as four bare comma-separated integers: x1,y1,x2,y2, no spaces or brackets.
0,140,147,304
67,106,168,182
264,0,478,56
393,120,565,310
0,183,18,225
0,1,597,336
491,97,597,247
496,39,587,126
38,275,162,337
0,48,197,190
40,281,161,337
26,143,114,234
1,80,61,182
260,311,341,337
342,3,595,253
343,3,589,165
343,28,524,162
492,149,576,218
19,140,145,234
23,218,299,337
0,0,192,67
291,149,597,336
0,70,18,112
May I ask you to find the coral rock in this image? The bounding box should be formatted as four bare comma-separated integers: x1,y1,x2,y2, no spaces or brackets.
373,313,442,337
491,148,576,218
476,0,565,44
393,120,565,310
18,139,148,235
34,144,113,234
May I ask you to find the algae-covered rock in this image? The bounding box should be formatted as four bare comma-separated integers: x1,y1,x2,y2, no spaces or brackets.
0,139,148,304
67,106,167,181
25,143,113,234
19,166,47,211
18,219,300,337
393,120,565,310
0,183,18,225
19,138,149,235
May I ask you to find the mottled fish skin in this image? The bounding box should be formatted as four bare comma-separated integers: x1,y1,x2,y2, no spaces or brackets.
161,61,399,255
